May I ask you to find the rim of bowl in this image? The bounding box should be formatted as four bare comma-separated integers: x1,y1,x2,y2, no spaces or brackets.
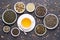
2,9,17,25
35,24,47,36
14,2,25,13
35,4,47,18
43,14,59,29
26,3,35,12
11,27,20,37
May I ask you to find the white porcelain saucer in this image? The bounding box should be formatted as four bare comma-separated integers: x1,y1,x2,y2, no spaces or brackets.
17,14,35,32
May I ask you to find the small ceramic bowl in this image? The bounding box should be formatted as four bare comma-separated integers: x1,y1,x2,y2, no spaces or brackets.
14,2,25,13
26,3,35,12
2,9,17,25
35,24,47,36
35,4,47,18
43,14,59,29
11,27,20,37
3,26,10,33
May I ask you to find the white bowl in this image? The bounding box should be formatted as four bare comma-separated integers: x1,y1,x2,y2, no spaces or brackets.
26,3,35,12
14,2,25,13
35,24,47,36
35,4,47,18
44,14,59,29
11,27,20,37
17,14,36,32
2,9,17,25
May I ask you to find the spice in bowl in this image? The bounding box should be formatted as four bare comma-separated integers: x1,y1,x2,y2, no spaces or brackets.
3,26,10,33
26,3,35,12
14,2,25,13
2,9,17,25
35,5,47,17
11,27,20,37
35,24,47,36
44,14,59,29
12,29,19,35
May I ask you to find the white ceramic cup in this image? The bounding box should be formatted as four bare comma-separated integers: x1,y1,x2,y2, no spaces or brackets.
17,14,36,32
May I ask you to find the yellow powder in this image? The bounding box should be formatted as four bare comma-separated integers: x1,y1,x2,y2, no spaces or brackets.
21,18,31,28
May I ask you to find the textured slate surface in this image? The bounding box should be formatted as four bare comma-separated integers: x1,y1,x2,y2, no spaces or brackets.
0,0,60,40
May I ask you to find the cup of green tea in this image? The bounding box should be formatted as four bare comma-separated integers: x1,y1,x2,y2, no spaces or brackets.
11,27,20,37
35,4,47,18
35,24,47,36
2,9,17,25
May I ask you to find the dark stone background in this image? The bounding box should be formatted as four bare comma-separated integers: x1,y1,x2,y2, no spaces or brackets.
0,0,60,40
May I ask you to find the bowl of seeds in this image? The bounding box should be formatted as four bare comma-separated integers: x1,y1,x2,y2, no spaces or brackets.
35,24,47,36
44,14,59,29
14,2,25,13
35,4,47,18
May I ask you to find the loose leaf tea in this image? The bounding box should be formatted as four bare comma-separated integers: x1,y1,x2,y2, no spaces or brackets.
36,6,46,16
15,2,25,13
12,29,19,35
36,25,45,34
4,10,16,23
3,26,10,33
45,15,57,28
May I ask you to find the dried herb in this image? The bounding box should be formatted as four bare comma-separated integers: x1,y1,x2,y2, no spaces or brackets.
45,15,57,28
36,25,45,34
3,26,10,33
36,6,46,16
12,29,19,35
16,2,25,12
4,10,16,23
